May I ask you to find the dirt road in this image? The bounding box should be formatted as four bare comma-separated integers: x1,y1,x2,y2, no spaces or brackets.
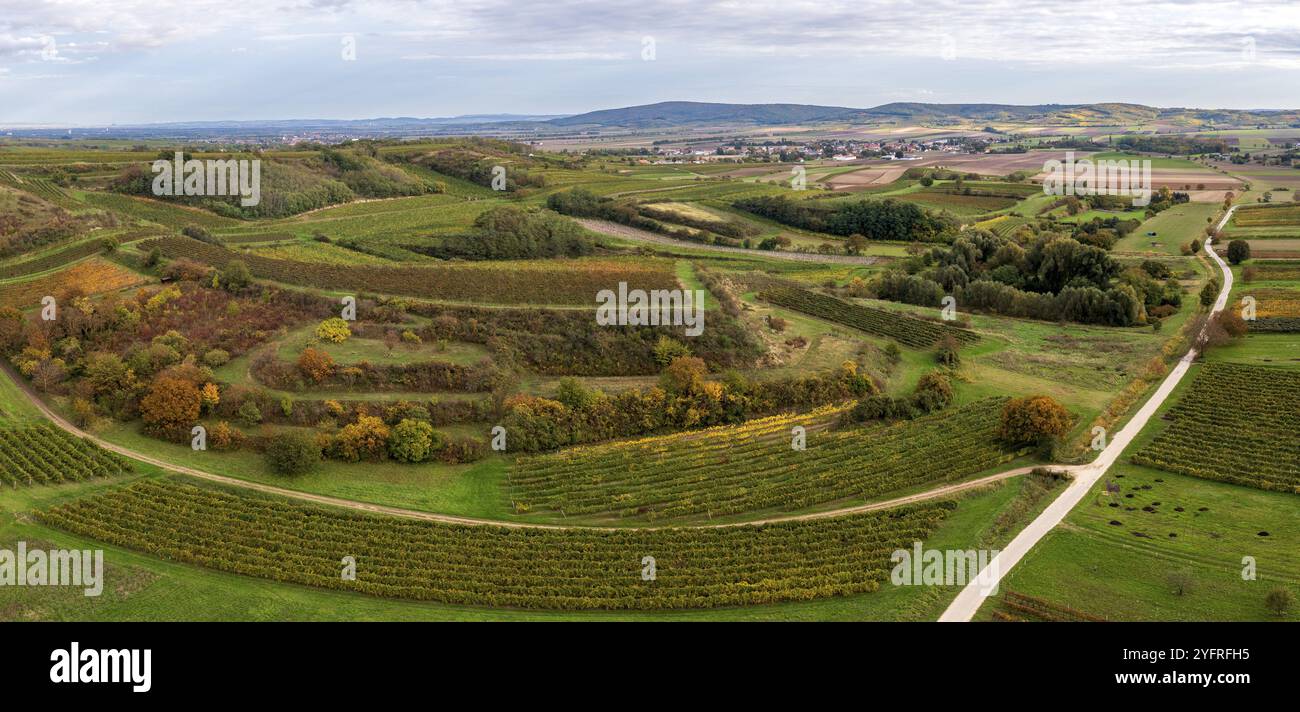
938,206,1238,622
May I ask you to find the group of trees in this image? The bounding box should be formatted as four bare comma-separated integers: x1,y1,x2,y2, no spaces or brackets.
410,205,594,260
869,229,1181,327
732,195,955,243
501,358,879,452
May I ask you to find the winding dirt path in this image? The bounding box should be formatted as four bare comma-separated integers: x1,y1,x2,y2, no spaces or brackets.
938,206,1239,622
4,361,1050,531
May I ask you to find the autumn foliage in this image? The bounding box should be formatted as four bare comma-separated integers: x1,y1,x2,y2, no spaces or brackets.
999,396,1071,447
140,375,202,441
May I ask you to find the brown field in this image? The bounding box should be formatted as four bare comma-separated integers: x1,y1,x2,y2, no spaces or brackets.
823,165,909,190
0,258,147,309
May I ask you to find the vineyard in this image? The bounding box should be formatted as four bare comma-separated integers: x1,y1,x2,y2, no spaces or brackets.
81,191,240,229
0,170,81,210
510,399,1019,521
0,231,154,280
1253,261,1300,281
1132,363,1300,492
39,478,956,610
0,259,148,309
974,214,1032,238
1248,288,1300,332
0,423,134,487
1232,204,1300,228
145,235,680,305
759,285,979,348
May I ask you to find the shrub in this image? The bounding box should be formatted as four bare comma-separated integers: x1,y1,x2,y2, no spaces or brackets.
315,317,352,344
653,336,691,366
913,372,954,413
1265,587,1294,617
388,418,442,463
1199,281,1218,307
1166,570,1195,596
935,334,961,368
220,260,253,290
1000,396,1071,447
237,400,263,427
333,415,390,462
203,349,231,368
265,431,321,475
297,347,335,384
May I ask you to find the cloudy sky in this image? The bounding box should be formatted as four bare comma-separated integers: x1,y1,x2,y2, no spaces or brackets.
2,0,1300,125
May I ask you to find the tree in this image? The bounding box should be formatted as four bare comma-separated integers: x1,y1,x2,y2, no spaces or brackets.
912,372,953,413
1265,587,1294,617
1226,239,1251,265
388,418,441,463
845,233,868,255
237,400,263,426
297,347,335,383
660,355,707,395
315,317,352,344
0,307,24,355
999,396,1071,447
139,375,201,440
200,383,221,413
1167,570,1195,597
265,431,321,475
220,260,252,290
333,415,390,462
1199,281,1218,307
652,336,691,367
935,334,961,367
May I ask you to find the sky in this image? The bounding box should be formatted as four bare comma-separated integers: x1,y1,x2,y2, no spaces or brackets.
3,0,1300,125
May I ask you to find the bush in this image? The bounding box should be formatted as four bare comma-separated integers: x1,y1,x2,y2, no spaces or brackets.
220,260,253,290
1166,570,1195,596
912,372,954,413
388,418,442,463
1265,587,1294,617
297,347,335,383
202,349,231,368
265,431,321,475
935,335,961,368
237,400,263,427
1000,396,1071,447
332,415,390,462
315,317,352,344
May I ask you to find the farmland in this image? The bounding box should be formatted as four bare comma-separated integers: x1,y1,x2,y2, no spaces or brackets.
38,478,955,610
1132,363,1300,492
759,285,979,348
0,107,1293,629
510,398,1021,522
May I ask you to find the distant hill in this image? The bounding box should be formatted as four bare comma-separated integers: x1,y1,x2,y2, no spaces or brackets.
550,100,1300,128
546,101,863,127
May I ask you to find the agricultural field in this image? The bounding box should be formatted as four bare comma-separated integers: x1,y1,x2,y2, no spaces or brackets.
38,477,956,610
0,113,1291,632
1132,363,1300,492
510,398,1022,522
